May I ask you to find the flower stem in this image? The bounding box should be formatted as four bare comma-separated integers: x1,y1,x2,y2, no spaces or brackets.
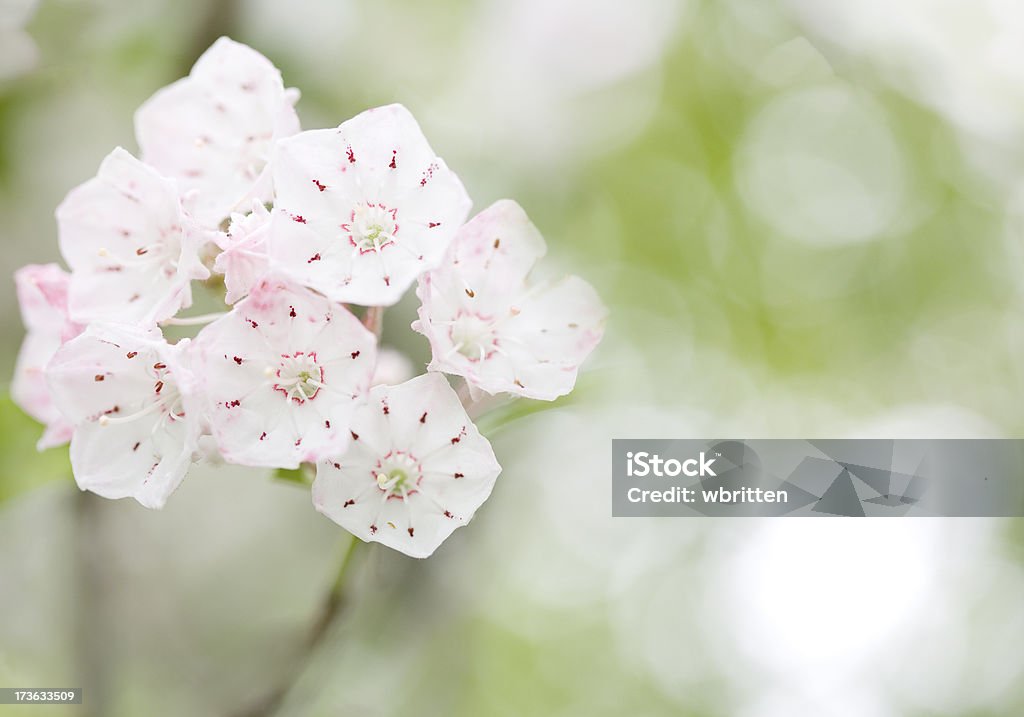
364,306,384,339
161,311,228,326
231,536,363,717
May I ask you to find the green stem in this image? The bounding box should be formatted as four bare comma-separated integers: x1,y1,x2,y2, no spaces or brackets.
230,536,362,717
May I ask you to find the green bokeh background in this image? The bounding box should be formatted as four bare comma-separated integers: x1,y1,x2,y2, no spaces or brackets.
2,0,1023,715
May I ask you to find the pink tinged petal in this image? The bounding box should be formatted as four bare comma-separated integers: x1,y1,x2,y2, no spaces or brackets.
12,264,84,447
134,37,300,227
267,104,472,306
56,148,210,325
15,263,74,331
312,373,501,559
213,200,272,304
191,273,377,468
45,323,202,508
414,200,607,400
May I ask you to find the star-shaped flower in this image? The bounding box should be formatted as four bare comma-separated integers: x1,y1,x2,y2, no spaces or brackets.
213,200,271,304
56,147,210,325
313,373,501,558
134,36,301,227
12,264,83,449
45,323,202,509
191,273,377,468
413,200,607,400
266,104,471,306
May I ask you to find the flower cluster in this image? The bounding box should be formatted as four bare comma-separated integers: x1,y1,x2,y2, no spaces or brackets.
12,38,606,558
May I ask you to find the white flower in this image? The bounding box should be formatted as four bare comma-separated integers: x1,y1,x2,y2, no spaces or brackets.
134,36,301,228
45,323,202,509
413,200,607,400
267,104,471,306
191,273,377,468
12,263,82,449
213,200,271,304
371,347,415,387
313,373,501,559
56,147,211,325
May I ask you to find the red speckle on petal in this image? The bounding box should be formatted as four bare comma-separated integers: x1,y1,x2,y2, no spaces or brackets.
233,356,243,365
94,374,105,382
324,420,331,429
346,146,356,163
343,499,355,508
154,381,164,394
307,253,321,263
350,350,360,359
383,275,391,287
132,442,140,452
389,150,397,169
126,351,137,359
454,472,464,479
420,162,437,187
419,411,428,424
428,222,440,228
407,527,415,537
289,306,297,318
295,439,302,447
333,462,341,469
292,214,307,224
313,179,327,192
153,363,167,370
370,524,378,534
247,318,259,328
444,510,453,519
351,430,359,440
259,432,267,440
227,399,241,408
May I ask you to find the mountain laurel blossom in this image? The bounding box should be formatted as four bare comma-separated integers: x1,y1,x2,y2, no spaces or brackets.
313,373,501,558
46,323,202,509
11,37,605,559
134,37,301,228
413,200,607,400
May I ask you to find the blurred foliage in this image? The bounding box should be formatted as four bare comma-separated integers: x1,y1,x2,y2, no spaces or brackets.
0,394,69,505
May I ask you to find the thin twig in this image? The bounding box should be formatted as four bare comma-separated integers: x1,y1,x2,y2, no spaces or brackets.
229,537,363,717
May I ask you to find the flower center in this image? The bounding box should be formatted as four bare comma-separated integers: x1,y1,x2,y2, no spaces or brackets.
273,352,323,403
449,312,499,362
374,450,423,498
343,202,399,254
98,363,185,427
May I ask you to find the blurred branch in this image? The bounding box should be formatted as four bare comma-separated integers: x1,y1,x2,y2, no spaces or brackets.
183,0,240,75
73,491,109,717
229,536,363,717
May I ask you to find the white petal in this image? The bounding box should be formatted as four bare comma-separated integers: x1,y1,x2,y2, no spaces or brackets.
312,373,501,559
268,104,471,306
134,37,300,227
56,148,209,324
191,274,377,467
